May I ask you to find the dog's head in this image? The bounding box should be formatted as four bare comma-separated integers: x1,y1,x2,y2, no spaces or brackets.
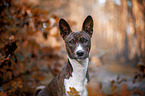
59,15,93,60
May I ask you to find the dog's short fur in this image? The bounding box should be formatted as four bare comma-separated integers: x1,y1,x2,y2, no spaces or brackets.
37,15,93,96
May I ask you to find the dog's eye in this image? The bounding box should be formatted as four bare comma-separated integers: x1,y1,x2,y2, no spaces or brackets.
69,39,75,44
81,38,88,43
84,39,88,43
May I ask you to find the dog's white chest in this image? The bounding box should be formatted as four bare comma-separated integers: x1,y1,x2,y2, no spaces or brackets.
64,72,88,96
64,57,88,96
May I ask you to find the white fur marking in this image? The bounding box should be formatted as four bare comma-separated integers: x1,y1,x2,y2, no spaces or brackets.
64,56,88,96
75,44,84,53
36,86,45,90
49,17,56,26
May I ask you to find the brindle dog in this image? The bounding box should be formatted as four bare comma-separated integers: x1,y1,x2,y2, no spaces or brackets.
37,15,93,96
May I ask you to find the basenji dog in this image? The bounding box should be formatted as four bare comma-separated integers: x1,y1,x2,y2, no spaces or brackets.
37,15,93,96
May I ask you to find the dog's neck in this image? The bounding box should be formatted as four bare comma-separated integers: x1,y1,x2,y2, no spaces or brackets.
64,56,89,95
67,55,89,73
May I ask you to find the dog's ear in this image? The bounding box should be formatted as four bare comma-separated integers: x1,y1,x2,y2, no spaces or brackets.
59,19,72,39
82,15,93,37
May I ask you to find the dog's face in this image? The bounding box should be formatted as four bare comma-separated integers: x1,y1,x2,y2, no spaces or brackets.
59,16,93,59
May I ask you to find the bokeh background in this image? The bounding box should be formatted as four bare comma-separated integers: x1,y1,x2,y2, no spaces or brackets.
0,0,144,96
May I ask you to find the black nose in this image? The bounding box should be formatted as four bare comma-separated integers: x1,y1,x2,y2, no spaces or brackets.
76,51,84,56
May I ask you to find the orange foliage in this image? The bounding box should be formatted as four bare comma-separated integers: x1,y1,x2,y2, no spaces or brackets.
0,0,62,95
67,87,80,96
0,0,144,96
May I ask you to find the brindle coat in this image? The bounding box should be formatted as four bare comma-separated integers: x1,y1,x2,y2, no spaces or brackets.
37,15,93,96
37,61,89,96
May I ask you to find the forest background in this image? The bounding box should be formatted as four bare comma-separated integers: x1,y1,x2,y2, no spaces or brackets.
0,0,144,96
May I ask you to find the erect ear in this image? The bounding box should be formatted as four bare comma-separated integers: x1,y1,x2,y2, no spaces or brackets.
59,18,72,39
82,15,93,37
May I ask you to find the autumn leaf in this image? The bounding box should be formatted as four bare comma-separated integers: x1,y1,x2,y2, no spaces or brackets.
110,80,115,84
117,78,127,84
133,79,136,83
119,84,130,96
137,63,145,72
110,84,118,94
0,92,7,96
67,87,80,96
133,89,144,96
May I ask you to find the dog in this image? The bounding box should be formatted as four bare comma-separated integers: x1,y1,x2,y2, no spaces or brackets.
37,15,93,96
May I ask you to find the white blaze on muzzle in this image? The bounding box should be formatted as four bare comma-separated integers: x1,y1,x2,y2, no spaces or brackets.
75,44,84,53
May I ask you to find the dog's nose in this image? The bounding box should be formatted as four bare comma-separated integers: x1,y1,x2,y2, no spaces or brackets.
76,51,84,56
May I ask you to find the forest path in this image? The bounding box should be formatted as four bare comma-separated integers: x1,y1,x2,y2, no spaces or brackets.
89,62,145,93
